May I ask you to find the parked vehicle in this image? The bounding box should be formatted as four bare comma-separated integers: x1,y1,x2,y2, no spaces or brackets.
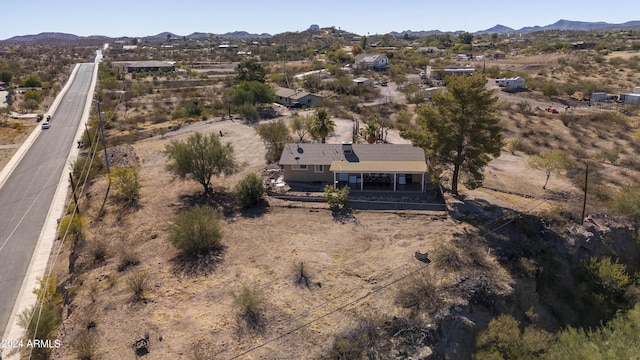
41,121,50,129
378,79,387,86
546,107,559,114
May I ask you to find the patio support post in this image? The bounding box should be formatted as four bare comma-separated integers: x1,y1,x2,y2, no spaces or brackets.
393,173,397,191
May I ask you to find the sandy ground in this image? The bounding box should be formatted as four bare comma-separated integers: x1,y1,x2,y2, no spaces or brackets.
47,117,459,359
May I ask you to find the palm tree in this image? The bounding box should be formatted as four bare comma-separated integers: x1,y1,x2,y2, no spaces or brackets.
311,108,336,143
363,122,379,144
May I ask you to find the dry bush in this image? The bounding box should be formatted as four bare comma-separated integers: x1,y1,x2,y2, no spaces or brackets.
117,248,140,272
126,270,148,303
88,238,108,266
395,267,444,315
73,329,101,360
232,285,264,334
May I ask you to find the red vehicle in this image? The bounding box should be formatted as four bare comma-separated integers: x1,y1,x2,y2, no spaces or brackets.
546,106,559,114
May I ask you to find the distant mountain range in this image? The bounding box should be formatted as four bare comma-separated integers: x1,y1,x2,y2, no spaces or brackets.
3,19,640,43
476,19,640,35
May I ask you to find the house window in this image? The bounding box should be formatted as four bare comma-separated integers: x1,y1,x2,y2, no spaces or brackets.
292,164,308,171
314,165,324,173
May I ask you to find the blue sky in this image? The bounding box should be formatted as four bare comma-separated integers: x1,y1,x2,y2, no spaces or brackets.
2,0,640,40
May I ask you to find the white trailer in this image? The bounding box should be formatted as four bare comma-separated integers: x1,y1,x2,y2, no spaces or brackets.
495,76,526,89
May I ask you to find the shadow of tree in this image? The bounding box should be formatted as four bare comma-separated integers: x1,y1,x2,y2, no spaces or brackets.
171,246,226,277
238,199,269,219
178,188,237,218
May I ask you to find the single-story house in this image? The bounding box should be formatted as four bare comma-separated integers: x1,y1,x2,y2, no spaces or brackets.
112,60,175,73
279,142,428,192
352,77,374,86
495,76,525,89
353,53,389,71
425,65,475,80
274,87,322,108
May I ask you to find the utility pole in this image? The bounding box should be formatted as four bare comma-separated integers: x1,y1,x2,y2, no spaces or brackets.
69,172,80,214
97,103,110,175
581,162,589,225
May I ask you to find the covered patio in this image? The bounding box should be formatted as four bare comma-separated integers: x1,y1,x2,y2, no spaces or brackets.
330,160,427,192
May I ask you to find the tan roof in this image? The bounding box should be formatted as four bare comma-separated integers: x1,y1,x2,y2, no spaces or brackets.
330,160,427,173
280,143,427,173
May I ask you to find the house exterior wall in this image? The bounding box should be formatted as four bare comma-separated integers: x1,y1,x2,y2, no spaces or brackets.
283,165,333,182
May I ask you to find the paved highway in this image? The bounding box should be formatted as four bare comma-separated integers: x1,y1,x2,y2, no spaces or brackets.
0,63,95,339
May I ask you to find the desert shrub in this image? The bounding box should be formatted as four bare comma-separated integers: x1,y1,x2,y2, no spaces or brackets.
540,82,559,97
506,137,534,154
580,256,632,321
598,146,622,164
170,108,187,120
395,268,443,315
57,213,84,242
18,276,63,360
110,166,141,206
610,187,640,223
235,173,264,208
473,314,553,360
126,270,148,303
324,185,350,212
167,205,223,257
547,303,640,359
89,238,108,266
117,248,140,272
326,317,389,360
232,285,264,332
238,102,259,122
72,156,105,185
73,329,101,360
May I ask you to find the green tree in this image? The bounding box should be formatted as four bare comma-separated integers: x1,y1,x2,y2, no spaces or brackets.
527,150,568,189
164,132,239,194
289,113,314,142
236,173,265,208
229,80,275,106
235,58,266,83
256,119,292,162
364,121,379,144
0,70,12,83
473,314,553,360
22,74,42,87
459,32,474,45
311,108,336,143
402,74,502,194
23,89,43,104
547,304,640,359
167,205,222,257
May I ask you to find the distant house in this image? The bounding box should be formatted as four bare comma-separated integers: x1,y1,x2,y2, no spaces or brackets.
279,142,428,192
274,87,322,108
353,53,389,71
112,60,175,73
417,46,442,54
352,77,374,86
425,65,475,80
492,51,506,60
495,76,526,89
